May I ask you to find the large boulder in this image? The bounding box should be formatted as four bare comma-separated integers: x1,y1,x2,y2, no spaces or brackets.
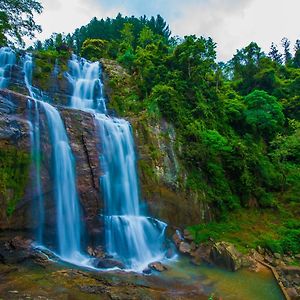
210,242,243,271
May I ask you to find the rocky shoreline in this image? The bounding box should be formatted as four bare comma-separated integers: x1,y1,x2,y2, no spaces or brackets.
172,229,300,300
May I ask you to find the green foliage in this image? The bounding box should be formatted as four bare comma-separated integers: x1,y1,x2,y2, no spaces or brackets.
81,39,108,61
32,49,70,91
243,90,285,138
0,145,31,216
0,0,43,46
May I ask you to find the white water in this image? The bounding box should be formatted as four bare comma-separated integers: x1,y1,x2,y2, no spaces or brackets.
23,53,89,264
67,56,167,271
0,47,16,88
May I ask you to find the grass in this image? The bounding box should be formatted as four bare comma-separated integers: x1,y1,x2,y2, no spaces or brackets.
188,206,300,255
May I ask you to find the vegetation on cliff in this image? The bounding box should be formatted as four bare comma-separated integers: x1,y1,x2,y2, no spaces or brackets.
0,144,30,216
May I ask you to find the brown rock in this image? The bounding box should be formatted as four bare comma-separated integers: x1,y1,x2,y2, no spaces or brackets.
179,242,191,254
286,287,299,299
210,242,242,271
281,266,300,276
148,261,168,272
172,230,183,247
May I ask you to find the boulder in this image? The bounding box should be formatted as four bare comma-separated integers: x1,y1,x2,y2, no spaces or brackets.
142,267,152,275
210,242,242,271
148,261,168,272
179,242,191,254
95,258,125,269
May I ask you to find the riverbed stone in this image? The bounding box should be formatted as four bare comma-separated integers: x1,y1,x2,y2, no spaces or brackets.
148,261,168,272
210,242,242,271
179,242,191,254
95,258,125,269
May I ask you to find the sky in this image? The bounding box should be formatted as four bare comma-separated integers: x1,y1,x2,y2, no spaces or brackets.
32,0,300,61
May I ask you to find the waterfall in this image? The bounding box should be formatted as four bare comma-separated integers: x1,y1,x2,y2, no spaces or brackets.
23,53,88,264
67,56,167,271
0,47,16,88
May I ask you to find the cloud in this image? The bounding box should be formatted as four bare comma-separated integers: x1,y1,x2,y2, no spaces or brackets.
31,0,300,61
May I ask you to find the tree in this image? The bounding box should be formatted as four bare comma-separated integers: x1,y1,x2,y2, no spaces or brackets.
244,90,285,138
0,0,43,46
80,39,108,61
281,37,292,65
268,42,283,64
293,39,300,68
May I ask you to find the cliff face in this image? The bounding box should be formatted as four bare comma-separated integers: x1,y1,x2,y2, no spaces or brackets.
0,55,211,234
0,89,102,238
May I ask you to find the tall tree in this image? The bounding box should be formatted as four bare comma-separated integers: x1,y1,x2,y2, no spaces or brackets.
281,37,292,65
0,0,43,47
268,42,283,64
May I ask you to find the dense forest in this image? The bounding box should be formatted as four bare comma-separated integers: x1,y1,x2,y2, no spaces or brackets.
1,7,300,256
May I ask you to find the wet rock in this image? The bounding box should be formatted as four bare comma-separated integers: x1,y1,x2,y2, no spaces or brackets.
142,267,152,275
210,242,242,271
190,244,212,265
95,258,125,269
172,230,183,247
87,245,105,258
148,261,168,272
179,242,191,254
8,236,32,250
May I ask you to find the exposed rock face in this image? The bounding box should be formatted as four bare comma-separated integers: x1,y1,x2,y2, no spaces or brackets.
60,108,102,237
210,242,243,271
0,90,102,241
0,89,32,230
101,59,213,227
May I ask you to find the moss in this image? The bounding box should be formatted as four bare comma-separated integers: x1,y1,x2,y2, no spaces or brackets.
32,49,70,91
0,144,31,216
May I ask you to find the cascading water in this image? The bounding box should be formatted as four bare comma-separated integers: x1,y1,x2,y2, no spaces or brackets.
23,53,88,264
0,47,16,88
67,56,167,271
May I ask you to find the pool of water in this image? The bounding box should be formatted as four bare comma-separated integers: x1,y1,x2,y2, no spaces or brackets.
159,256,284,300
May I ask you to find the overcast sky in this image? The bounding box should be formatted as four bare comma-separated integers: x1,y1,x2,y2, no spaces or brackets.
32,0,300,61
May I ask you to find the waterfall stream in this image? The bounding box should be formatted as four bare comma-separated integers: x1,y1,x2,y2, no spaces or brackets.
23,53,89,264
1,47,168,272
67,56,167,271
0,47,16,88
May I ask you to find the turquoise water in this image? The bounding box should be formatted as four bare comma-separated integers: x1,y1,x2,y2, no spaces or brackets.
160,256,284,300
